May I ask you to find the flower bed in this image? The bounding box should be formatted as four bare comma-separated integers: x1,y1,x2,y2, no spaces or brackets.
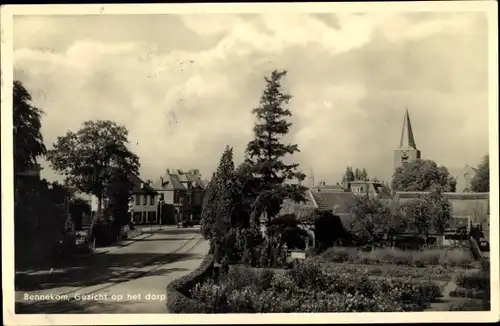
318,246,473,268
319,262,453,282
187,260,441,313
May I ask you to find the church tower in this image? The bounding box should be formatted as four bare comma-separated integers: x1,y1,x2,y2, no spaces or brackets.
394,108,421,170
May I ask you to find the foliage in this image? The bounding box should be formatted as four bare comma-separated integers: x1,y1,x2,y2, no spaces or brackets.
46,120,140,239
243,70,307,226
447,300,486,311
456,271,490,291
319,261,453,282
318,246,472,268
103,168,134,235
186,261,442,312
391,159,456,192
342,167,356,183
314,210,350,252
471,155,489,192
397,189,452,238
200,173,218,242
69,197,91,230
349,195,398,245
13,80,47,175
166,254,215,313
342,167,370,183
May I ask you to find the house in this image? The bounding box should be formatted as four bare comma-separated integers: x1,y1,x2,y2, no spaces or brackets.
344,180,384,197
152,169,209,225
90,173,158,225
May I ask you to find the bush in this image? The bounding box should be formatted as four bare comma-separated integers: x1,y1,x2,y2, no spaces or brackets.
184,260,442,313
319,246,472,268
166,254,214,313
456,271,490,291
449,287,487,299
448,300,486,311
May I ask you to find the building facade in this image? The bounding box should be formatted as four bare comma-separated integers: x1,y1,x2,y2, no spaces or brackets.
152,169,209,225
90,173,159,225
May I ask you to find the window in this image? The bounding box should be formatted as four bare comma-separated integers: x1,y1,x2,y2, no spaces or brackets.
150,195,155,205
135,195,140,205
148,211,156,223
143,195,147,205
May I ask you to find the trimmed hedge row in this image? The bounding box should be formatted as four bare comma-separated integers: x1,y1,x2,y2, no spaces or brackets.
166,254,214,313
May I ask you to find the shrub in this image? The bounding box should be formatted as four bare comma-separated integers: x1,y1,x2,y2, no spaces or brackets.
448,300,486,311
319,246,359,262
319,246,472,268
456,271,490,291
166,254,214,313
449,287,487,299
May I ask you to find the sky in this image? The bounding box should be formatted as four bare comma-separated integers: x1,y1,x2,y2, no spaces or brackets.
13,10,490,187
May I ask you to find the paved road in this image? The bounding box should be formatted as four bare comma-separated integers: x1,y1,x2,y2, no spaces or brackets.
15,227,208,314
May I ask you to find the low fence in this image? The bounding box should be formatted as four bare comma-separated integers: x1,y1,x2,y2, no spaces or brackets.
166,254,214,313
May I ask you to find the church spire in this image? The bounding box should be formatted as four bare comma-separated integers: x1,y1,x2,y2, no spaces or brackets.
399,107,417,149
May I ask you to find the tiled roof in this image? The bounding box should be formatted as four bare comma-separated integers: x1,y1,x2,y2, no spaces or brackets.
164,174,185,190
279,190,318,223
395,192,489,200
311,191,356,214
129,173,157,194
197,179,210,189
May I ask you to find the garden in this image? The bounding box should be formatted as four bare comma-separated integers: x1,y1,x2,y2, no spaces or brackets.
168,244,489,313
166,70,490,313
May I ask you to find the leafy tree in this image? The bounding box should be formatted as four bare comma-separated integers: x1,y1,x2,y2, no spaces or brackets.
46,120,140,241
398,189,452,242
13,80,47,175
354,168,368,181
471,155,489,192
69,197,91,230
243,70,307,227
104,168,134,236
391,159,456,192
342,167,355,183
349,195,398,247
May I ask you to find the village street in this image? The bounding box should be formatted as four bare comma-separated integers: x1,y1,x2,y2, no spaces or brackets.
15,227,208,314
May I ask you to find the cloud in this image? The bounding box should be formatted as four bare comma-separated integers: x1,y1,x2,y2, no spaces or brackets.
13,12,489,186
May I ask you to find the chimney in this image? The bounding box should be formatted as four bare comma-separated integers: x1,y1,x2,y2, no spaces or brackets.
319,181,326,187
140,183,144,189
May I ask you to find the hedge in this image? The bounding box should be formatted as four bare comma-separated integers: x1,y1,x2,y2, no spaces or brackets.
166,254,214,313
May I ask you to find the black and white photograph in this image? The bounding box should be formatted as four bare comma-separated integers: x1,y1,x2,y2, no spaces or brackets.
2,2,498,324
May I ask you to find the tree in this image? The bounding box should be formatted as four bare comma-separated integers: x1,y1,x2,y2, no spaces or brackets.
104,168,134,236
398,189,452,242
13,80,47,175
200,146,235,244
471,155,489,192
349,195,395,247
69,197,91,230
243,70,307,227
391,159,456,192
342,167,355,183
200,172,218,242
46,120,140,241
